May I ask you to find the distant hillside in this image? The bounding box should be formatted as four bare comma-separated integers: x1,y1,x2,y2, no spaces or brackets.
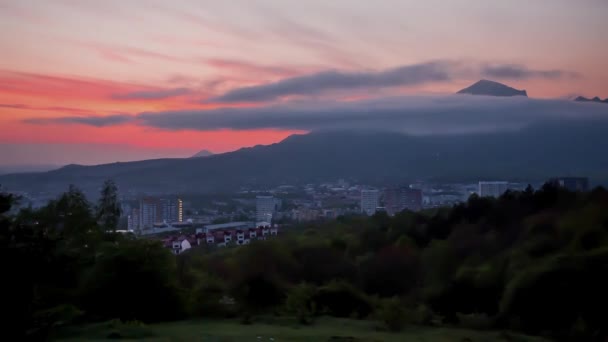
191,150,214,158
575,96,608,104
2,120,608,194
457,80,528,97
0,164,61,175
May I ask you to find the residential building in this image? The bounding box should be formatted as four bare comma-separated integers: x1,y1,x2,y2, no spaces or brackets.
478,181,509,198
127,208,140,231
202,223,279,248
549,177,589,192
385,187,423,215
139,197,159,229
360,189,380,215
170,237,191,255
160,197,183,223
120,202,131,218
256,196,281,222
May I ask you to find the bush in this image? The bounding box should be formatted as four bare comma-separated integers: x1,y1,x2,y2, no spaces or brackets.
313,281,372,318
191,276,232,317
285,283,317,324
410,304,437,326
377,298,406,332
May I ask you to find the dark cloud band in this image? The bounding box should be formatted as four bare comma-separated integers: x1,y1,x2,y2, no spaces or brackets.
24,114,132,127
210,61,577,103
137,95,608,135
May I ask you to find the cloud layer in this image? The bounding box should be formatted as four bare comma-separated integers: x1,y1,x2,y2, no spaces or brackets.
137,95,608,135
24,114,132,127
25,93,608,135
112,87,191,100
210,61,577,103
481,64,579,80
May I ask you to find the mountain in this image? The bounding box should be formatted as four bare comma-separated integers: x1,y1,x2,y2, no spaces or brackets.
457,80,528,97
0,164,61,175
191,149,214,158
2,121,608,194
575,96,608,104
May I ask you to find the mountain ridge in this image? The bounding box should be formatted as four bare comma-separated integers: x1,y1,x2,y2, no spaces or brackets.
575,96,608,104
2,122,608,194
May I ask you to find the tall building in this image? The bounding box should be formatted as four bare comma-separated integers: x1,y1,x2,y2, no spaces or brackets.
549,177,589,192
127,208,140,231
360,189,380,216
120,202,131,218
478,181,509,198
160,197,183,223
139,197,159,229
256,196,280,222
385,187,423,215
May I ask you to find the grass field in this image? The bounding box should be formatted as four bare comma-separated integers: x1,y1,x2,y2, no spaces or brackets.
53,317,548,342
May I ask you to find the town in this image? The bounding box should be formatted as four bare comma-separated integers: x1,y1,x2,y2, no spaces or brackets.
10,177,587,255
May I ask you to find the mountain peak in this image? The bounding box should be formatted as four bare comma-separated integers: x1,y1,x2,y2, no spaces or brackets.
457,80,528,97
191,149,214,158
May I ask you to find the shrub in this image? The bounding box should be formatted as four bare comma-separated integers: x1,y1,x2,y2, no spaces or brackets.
377,298,406,332
285,283,317,324
313,281,372,318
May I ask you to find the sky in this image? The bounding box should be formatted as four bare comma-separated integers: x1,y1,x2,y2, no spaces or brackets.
1,0,607,166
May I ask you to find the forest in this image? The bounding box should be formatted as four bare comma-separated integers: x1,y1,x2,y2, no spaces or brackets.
1,182,607,341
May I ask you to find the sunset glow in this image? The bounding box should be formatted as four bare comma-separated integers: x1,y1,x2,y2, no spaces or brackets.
1,0,607,165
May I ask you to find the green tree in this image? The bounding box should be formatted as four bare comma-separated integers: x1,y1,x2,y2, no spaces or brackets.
285,283,317,324
79,239,185,322
96,180,122,231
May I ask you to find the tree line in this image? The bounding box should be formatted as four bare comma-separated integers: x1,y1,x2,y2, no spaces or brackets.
1,181,607,341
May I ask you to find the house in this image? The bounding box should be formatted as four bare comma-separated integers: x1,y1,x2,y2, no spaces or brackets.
170,236,191,255
200,223,281,248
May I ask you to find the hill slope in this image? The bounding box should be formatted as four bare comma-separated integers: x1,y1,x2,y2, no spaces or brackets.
2,120,608,194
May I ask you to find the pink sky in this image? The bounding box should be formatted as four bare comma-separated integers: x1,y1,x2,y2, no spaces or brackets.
1,0,607,165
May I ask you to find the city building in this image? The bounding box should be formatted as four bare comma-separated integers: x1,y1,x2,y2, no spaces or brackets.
360,189,380,215
549,177,589,192
196,221,255,234
256,196,281,222
385,187,423,215
139,196,159,229
127,208,140,231
120,202,131,218
160,197,183,223
478,181,509,198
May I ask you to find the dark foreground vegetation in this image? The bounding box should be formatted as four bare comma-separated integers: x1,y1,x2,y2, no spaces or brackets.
2,182,607,341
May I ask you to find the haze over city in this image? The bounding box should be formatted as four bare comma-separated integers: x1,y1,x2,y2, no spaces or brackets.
1,0,607,166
